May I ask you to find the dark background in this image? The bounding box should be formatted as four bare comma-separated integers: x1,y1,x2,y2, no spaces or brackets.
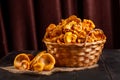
0,0,120,59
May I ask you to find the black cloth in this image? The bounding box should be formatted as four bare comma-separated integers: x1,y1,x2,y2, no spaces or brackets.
0,49,120,80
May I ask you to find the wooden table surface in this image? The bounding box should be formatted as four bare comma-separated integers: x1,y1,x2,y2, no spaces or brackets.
0,49,120,80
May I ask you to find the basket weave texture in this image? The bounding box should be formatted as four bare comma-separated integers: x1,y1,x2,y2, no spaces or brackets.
44,40,106,67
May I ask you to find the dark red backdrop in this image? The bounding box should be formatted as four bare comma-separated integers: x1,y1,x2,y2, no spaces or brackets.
0,0,120,58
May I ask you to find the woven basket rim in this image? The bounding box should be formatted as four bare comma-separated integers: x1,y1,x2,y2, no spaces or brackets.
44,40,106,46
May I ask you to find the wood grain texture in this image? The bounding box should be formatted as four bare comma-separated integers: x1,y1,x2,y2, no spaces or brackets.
102,49,120,80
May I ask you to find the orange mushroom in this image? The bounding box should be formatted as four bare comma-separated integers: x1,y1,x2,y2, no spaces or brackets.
40,53,55,71
31,62,44,72
14,53,33,70
30,51,55,72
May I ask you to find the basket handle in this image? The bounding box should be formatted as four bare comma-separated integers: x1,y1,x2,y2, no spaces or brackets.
84,29,106,46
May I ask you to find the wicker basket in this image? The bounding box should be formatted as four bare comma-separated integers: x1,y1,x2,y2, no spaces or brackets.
44,40,106,67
